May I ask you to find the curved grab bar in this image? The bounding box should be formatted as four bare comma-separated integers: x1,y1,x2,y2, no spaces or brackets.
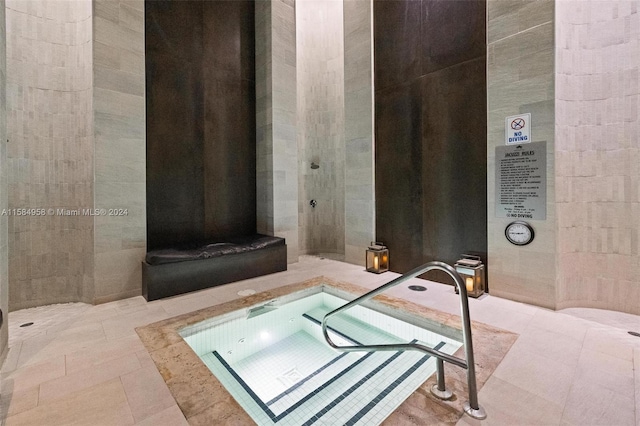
321,261,485,419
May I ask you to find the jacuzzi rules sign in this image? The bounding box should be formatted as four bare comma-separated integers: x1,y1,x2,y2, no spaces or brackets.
505,113,531,145
495,141,546,220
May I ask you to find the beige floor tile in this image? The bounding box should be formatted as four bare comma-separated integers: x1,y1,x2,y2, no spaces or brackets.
134,405,188,426
482,294,541,317
573,348,634,395
634,349,640,426
48,319,105,338
4,378,135,426
16,326,107,368
492,344,576,406
1,356,65,393
467,302,535,334
561,307,640,331
160,293,220,317
12,334,56,368
121,365,176,423
9,303,91,345
39,353,141,404
64,333,146,374
112,297,151,315
76,305,121,323
0,343,22,374
0,386,38,418
457,385,562,426
635,348,640,384
512,324,584,367
528,310,590,343
135,349,156,370
561,377,635,426
582,327,637,361
101,305,170,341
472,376,563,425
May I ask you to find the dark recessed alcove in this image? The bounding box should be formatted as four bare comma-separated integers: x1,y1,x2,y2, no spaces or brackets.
145,0,256,250
374,0,488,287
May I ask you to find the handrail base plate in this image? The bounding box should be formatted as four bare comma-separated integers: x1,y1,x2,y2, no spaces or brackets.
463,402,487,420
430,384,453,400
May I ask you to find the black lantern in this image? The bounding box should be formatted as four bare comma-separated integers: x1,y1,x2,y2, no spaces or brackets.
454,254,485,298
366,242,389,273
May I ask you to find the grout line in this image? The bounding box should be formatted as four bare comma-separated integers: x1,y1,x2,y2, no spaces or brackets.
558,323,587,424
634,350,638,426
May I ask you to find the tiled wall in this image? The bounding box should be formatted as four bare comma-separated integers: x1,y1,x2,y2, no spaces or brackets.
487,0,556,308
297,0,345,256
6,0,94,310
555,0,640,314
256,0,299,263
343,0,374,265
0,0,7,362
92,0,145,303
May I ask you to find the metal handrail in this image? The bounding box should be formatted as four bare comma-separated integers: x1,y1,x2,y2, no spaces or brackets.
321,261,486,420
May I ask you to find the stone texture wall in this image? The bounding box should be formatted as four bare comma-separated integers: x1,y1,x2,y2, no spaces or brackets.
256,0,299,263
297,0,345,256
555,0,640,314
487,0,556,307
92,0,146,303
0,0,7,363
343,0,374,265
6,0,94,310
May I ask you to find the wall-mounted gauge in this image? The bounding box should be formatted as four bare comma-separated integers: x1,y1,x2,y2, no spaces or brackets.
505,221,535,246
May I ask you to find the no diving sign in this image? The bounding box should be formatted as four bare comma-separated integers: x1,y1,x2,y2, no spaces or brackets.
505,113,531,145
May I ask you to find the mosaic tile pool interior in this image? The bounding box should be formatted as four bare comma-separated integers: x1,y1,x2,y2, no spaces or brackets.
180,288,463,425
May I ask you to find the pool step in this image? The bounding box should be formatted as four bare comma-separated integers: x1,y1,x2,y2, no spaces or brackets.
202,338,442,425
303,305,405,346
199,306,446,425
287,341,440,426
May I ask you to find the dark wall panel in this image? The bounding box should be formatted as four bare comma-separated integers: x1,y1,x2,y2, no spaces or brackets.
374,0,487,283
203,80,257,239
203,1,256,240
146,0,256,250
374,0,422,92
421,58,487,282
145,1,203,63
375,81,424,273
146,1,204,250
202,1,255,82
421,0,486,74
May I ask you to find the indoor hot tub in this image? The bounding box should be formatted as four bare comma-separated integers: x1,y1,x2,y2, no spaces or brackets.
179,288,462,425
136,276,517,425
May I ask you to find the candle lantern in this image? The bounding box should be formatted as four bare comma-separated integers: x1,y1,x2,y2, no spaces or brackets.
454,254,485,298
366,242,389,274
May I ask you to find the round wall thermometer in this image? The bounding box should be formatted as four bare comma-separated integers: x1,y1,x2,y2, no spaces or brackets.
505,221,535,246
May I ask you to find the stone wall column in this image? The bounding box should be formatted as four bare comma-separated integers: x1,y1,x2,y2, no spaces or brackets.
0,0,7,364
344,0,374,265
256,0,299,263
486,0,556,308
92,0,146,303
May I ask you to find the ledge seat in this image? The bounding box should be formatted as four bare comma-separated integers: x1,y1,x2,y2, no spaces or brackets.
142,234,287,301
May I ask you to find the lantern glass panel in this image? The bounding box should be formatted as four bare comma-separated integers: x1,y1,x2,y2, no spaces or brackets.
454,260,485,298
366,246,389,273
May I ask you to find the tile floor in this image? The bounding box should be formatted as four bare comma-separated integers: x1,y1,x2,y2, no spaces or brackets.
1,255,639,426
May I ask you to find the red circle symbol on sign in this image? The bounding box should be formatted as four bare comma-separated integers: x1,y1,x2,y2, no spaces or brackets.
511,118,525,130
